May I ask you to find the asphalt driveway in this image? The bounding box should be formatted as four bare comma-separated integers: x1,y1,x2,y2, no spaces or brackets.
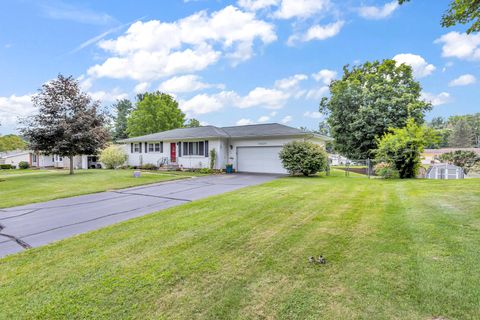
0,173,278,258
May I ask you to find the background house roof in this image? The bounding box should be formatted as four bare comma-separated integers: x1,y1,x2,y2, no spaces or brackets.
423,148,480,155
0,150,31,158
119,123,323,143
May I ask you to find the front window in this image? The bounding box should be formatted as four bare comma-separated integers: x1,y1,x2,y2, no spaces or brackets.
134,143,140,153
148,143,154,152
183,141,205,156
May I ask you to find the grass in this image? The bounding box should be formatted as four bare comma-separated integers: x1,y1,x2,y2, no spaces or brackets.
1,171,479,319
0,169,199,208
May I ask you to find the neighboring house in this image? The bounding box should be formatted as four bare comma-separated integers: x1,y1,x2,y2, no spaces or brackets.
422,148,480,165
328,154,349,166
119,123,332,174
0,150,99,169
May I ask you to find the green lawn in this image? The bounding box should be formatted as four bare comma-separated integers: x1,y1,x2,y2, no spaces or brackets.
1,171,479,319
0,169,198,208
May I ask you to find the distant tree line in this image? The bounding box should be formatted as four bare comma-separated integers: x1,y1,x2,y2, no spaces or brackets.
427,114,480,148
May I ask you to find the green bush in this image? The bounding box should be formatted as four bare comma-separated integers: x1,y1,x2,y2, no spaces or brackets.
279,141,328,176
198,168,214,174
373,162,399,179
99,145,127,169
439,150,479,174
140,163,157,170
0,164,13,169
18,161,30,169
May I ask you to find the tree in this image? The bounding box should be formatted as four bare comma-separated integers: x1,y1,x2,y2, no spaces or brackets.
21,75,109,174
399,0,480,34
127,92,185,137
112,99,133,141
375,119,439,179
99,145,127,169
320,60,431,159
448,113,480,147
279,141,328,176
0,134,27,152
185,118,201,128
439,150,479,174
448,118,476,147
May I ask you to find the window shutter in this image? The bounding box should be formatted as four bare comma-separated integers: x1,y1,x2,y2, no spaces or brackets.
145,142,148,153
131,143,133,153
139,143,142,153
205,141,209,157
160,141,163,153
178,142,182,157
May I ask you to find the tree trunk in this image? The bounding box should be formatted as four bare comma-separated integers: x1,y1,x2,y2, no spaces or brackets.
69,156,74,175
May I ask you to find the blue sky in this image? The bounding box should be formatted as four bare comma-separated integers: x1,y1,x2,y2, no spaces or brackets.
1,0,479,134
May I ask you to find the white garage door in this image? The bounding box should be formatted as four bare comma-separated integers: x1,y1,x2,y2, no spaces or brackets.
237,146,286,174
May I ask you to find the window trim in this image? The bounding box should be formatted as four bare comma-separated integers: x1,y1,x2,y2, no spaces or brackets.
182,141,206,156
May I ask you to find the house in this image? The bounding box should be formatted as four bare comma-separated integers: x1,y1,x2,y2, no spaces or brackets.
422,148,480,165
425,163,465,179
119,123,332,174
0,150,99,169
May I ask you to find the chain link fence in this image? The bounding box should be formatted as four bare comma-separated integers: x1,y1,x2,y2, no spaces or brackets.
329,159,376,178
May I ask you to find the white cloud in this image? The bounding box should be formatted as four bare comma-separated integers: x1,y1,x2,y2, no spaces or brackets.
274,74,308,90
238,87,289,109
258,115,271,122
238,0,279,11
0,94,35,127
158,75,223,93
435,31,480,61
358,1,399,20
236,118,255,125
312,69,337,85
303,111,322,118
305,86,329,100
288,21,344,44
89,89,129,102
274,0,330,19
88,6,276,81
449,74,477,87
40,1,115,25
134,82,150,94
422,92,451,106
281,115,292,124
180,91,238,115
393,53,436,78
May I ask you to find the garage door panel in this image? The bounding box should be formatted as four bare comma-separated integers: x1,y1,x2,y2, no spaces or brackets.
237,146,286,174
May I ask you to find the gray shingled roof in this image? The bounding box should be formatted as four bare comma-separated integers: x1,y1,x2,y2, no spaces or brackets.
118,123,315,143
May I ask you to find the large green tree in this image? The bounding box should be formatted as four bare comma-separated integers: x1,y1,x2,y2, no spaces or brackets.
127,92,186,137
0,134,27,152
21,75,109,174
112,99,133,141
448,118,476,147
320,60,431,159
184,118,201,128
399,0,480,33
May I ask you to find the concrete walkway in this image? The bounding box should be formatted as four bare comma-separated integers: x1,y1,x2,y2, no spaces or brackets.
0,174,278,258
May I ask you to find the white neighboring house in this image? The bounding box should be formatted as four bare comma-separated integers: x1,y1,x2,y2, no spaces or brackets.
0,150,99,169
119,123,332,174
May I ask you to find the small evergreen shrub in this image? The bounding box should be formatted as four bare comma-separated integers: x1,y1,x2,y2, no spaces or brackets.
140,163,157,170
18,161,30,169
0,164,13,169
279,141,328,176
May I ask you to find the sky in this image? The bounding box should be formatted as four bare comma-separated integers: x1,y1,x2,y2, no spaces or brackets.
0,0,479,134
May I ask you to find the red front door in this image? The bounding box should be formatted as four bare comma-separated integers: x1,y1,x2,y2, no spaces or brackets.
170,143,176,163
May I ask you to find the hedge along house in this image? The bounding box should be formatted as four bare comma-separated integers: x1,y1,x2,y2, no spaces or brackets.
119,123,332,174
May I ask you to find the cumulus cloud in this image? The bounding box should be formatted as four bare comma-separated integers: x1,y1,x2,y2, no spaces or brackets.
305,86,329,100
238,87,290,109
0,94,35,127
158,75,224,93
449,74,477,87
89,88,129,102
87,6,276,81
274,0,330,19
180,91,239,115
303,111,322,118
435,32,480,61
281,115,292,124
393,53,436,78
258,115,271,122
237,0,279,11
274,74,308,91
236,118,255,125
288,21,344,45
422,92,451,106
134,82,150,94
358,1,399,20
312,69,337,85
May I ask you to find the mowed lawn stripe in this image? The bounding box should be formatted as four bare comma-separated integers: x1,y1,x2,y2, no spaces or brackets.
0,173,479,319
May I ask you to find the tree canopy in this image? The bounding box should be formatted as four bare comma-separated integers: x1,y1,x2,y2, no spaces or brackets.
399,0,480,34
428,113,480,148
184,118,201,128
127,92,185,137
320,60,431,159
21,75,109,174
0,134,27,152
112,99,133,141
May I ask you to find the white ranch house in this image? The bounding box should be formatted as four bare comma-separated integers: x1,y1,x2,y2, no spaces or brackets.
0,150,100,169
119,123,332,174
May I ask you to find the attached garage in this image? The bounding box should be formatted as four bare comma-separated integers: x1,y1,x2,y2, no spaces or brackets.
236,146,287,174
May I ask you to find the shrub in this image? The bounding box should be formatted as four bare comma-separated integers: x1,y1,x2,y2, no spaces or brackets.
439,150,479,174
99,145,127,169
18,161,30,169
209,149,216,169
279,141,328,176
0,164,13,169
374,162,399,179
140,163,157,170
198,168,214,174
